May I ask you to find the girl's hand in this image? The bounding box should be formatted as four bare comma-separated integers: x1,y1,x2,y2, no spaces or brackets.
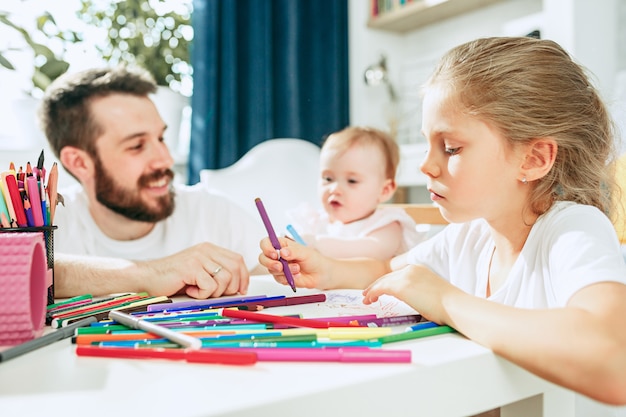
258,236,331,289
362,264,463,324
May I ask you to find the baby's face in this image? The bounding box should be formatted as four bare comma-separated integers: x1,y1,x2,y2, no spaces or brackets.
319,143,390,224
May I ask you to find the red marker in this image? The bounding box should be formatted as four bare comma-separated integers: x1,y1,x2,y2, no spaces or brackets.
3,173,27,227
76,345,258,366
221,308,359,329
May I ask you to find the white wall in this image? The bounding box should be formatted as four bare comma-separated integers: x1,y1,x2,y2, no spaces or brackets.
3,0,625,192
349,0,623,137
349,0,625,202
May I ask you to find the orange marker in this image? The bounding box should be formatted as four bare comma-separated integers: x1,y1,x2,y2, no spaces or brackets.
47,162,59,224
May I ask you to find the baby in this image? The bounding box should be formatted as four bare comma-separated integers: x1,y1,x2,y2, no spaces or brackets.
287,126,425,259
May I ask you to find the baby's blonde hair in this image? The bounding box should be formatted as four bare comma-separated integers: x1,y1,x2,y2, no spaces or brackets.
424,37,618,217
322,126,399,182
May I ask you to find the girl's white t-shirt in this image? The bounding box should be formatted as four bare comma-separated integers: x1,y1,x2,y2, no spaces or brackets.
407,201,626,306
407,201,626,416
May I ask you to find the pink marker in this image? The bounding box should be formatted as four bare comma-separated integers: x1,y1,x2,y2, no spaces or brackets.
218,347,412,363
26,176,44,226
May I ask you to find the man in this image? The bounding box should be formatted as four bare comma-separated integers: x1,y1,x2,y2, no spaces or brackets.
39,66,265,299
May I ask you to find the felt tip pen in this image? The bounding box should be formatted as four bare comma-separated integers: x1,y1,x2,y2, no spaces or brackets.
0,316,98,363
109,310,203,350
96,333,318,348
375,325,456,345
350,314,424,328
146,294,274,311
221,308,356,329
47,294,93,311
405,321,439,332
54,296,170,328
215,347,412,363
157,322,269,331
127,339,383,349
286,224,306,245
94,331,292,345
47,293,133,319
272,326,392,339
75,345,258,366
236,293,326,310
147,295,285,312
195,340,378,349
74,329,236,345
51,293,146,320
255,197,297,292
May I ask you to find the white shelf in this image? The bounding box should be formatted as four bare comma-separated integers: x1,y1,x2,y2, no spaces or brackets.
367,0,503,33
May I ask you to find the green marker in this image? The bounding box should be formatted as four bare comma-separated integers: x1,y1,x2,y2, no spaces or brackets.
375,325,456,344
46,294,92,311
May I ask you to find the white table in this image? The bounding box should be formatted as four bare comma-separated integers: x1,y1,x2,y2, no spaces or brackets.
0,276,574,417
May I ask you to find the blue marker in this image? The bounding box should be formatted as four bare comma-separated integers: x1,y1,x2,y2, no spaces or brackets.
286,224,306,245
405,321,439,332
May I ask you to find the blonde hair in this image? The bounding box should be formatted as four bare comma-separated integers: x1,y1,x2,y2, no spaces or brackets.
322,126,399,182
424,37,618,217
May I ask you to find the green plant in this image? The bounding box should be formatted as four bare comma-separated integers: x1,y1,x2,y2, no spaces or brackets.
77,0,193,95
0,10,81,96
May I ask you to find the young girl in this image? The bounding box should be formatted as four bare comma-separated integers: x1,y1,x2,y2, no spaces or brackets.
260,37,626,416
286,126,425,260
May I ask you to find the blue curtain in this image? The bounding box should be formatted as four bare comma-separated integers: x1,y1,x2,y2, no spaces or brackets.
188,0,350,184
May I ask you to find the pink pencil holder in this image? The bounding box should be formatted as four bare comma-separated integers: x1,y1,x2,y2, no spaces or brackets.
0,228,54,346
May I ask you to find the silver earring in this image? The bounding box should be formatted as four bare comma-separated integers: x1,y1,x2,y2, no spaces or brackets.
521,176,528,185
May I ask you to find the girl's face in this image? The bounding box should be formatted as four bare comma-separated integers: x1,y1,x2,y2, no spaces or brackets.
420,86,527,226
319,141,394,224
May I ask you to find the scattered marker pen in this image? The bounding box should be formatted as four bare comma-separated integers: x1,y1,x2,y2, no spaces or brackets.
405,321,439,332
255,197,297,292
286,224,306,245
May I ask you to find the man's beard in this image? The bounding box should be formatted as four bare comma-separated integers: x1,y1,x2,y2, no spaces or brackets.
93,156,175,222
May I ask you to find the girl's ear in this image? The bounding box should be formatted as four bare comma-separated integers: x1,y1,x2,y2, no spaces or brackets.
378,178,398,203
59,146,95,184
520,138,557,182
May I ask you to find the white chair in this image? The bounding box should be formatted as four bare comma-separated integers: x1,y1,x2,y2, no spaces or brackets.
200,138,322,235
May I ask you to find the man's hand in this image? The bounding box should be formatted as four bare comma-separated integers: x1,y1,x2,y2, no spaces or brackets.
140,242,251,298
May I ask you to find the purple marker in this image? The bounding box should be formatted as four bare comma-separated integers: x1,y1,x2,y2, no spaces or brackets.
146,295,285,312
353,314,424,328
255,197,297,292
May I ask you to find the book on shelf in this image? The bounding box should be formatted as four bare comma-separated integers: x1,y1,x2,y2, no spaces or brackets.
370,0,414,18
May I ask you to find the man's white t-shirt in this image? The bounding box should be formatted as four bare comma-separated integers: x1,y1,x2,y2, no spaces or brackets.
54,183,265,270
406,201,626,417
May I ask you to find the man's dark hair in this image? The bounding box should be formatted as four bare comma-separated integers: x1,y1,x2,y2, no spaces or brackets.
39,66,157,158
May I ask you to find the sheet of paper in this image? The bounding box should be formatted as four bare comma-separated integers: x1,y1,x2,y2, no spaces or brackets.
248,275,417,318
